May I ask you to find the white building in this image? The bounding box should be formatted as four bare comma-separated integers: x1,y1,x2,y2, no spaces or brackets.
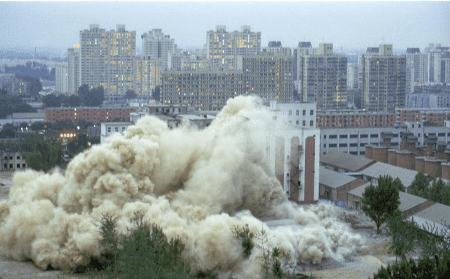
268,102,320,203
100,122,133,144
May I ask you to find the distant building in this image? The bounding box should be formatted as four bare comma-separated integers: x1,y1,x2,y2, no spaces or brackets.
79,24,136,96
161,68,245,111
45,107,137,123
269,101,316,128
359,44,407,111
141,29,177,71
55,63,68,94
100,122,133,144
1,152,27,171
206,25,261,70
300,44,348,110
262,41,292,56
0,73,30,95
237,52,294,104
67,45,81,94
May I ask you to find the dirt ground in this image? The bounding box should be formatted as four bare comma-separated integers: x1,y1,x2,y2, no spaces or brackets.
0,171,404,279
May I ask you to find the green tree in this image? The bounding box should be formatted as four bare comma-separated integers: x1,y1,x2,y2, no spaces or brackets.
362,175,401,234
78,84,104,107
21,135,62,172
393,177,405,192
126,89,137,100
386,214,417,261
0,124,16,138
42,93,61,108
409,171,429,197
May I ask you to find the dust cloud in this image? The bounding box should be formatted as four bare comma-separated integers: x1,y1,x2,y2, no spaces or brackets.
0,96,362,278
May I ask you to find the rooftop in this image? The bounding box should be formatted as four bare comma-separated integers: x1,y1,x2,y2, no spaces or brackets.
319,167,358,189
320,150,375,172
360,161,420,187
413,203,450,227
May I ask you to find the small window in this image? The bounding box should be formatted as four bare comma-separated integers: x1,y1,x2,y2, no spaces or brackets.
107,127,111,133
350,134,358,138
22,164,26,168
3,164,6,169
296,120,299,125
9,156,12,160
339,143,347,147
439,133,445,137
324,135,327,139
310,110,314,115
17,164,20,168
323,144,326,148
350,143,357,147
302,120,306,126
122,127,126,132
339,135,348,139
17,156,20,160
360,134,368,138
329,144,337,148
302,110,306,115
310,120,313,126
360,151,365,155
115,127,119,132
360,143,366,147
329,135,337,139
9,164,12,168
370,134,378,138
296,110,299,116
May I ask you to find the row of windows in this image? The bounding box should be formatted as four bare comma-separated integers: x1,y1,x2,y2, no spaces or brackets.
107,127,127,133
3,155,23,160
3,163,26,169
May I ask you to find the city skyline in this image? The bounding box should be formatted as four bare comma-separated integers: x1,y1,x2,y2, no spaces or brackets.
1,1,449,55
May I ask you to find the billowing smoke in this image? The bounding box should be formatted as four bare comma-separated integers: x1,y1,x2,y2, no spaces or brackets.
0,96,362,277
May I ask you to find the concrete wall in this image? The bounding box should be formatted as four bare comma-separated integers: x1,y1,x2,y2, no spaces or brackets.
388,149,397,165
365,145,373,159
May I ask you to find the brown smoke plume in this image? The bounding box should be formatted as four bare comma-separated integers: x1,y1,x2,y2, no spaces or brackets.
0,96,362,277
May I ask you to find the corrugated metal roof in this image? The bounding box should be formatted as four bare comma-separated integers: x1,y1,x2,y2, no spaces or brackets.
320,150,374,172
348,183,427,212
360,162,419,187
319,167,358,189
414,203,450,227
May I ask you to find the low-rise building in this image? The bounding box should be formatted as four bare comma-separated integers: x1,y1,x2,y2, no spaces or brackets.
100,122,133,144
1,151,27,171
320,150,375,173
319,166,366,205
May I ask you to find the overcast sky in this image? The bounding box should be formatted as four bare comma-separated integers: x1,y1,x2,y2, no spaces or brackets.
1,1,449,54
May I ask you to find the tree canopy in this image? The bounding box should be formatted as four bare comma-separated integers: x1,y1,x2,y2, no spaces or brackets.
125,89,137,100
409,171,429,197
362,175,401,234
20,135,62,172
78,84,104,107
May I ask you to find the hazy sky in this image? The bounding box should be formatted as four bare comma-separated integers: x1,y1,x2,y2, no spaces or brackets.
1,1,449,54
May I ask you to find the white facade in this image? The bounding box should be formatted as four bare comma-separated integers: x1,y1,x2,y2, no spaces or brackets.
1,152,27,171
100,122,133,144
269,101,316,128
321,122,450,156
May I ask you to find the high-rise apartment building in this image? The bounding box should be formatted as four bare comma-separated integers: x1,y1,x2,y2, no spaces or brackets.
300,44,348,110
67,45,81,94
79,24,136,97
262,41,292,56
406,48,428,91
141,29,177,71
237,52,294,103
293,42,317,83
360,44,406,112
347,64,359,90
206,25,261,70
425,44,450,83
135,57,161,96
161,68,245,111
55,63,68,94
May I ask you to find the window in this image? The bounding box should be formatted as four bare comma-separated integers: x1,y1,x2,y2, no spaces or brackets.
115,127,119,132
324,135,327,139
360,134,368,138
17,164,20,168
360,143,366,147
350,143,357,147
310,120,313,126
302,110,306,115
439,133,445,137
9,156,12,160
350,134,358,138
302,120,306,126
310,110,314,115
17,156,20,160
339,143,348,147
122,127,126,132
296,120,299,125
296,110,299,116
9,164,12,168
329,143,337,148
329,135,337,139
22,164,26,168
323,144,327,148
360,151,365,155
107,127,111,133
3,164,6,169
350,151,358,155
339,135,348,139
370,134,378,138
